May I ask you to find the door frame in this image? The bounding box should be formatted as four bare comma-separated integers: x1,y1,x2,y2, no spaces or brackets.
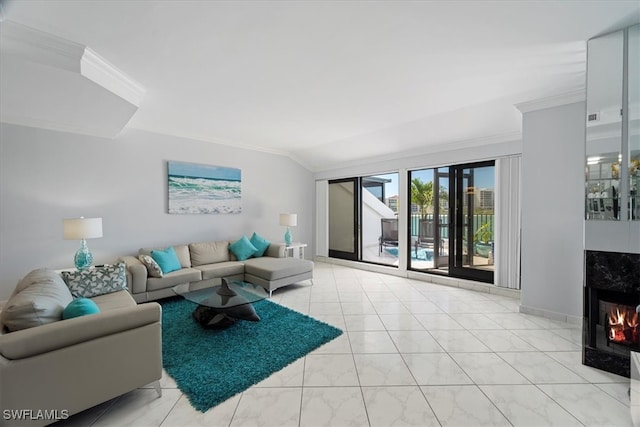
328,178,360,261
448,160,495,283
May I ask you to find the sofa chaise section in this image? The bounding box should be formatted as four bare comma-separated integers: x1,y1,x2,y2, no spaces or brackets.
244,257,314,297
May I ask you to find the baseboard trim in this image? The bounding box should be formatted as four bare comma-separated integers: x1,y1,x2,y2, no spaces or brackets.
519,304,582,325
314,256,520,299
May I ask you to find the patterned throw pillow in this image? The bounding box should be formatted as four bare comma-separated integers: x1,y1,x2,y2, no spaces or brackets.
61,262,128,298
138,254,163,278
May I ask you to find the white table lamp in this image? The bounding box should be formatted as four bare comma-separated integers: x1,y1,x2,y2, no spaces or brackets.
63,217,103,270
279,213,297,246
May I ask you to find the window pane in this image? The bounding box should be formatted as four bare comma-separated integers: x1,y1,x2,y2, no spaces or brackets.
409,168,440,270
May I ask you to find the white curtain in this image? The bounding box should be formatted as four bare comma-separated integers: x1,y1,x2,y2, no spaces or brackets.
495,156,521,289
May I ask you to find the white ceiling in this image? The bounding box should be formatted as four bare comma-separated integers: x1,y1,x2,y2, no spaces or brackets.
2,1,639,171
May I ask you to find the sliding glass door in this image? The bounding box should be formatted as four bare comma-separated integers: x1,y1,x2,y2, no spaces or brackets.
328,173,400,265
328,178,359,260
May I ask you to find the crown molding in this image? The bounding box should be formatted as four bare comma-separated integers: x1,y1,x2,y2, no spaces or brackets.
0,113,123,139
0,19,144,138
81,48,145,106
1,20,144,107
127,125,293,157
0,20,83,72
515,90,586,113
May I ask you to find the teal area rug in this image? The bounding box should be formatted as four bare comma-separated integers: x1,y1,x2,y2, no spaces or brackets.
160,297,343,412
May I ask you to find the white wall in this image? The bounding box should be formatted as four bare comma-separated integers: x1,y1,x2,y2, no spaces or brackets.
0,123,314,300
520,101,586,321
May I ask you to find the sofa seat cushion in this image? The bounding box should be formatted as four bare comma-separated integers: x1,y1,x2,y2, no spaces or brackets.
91,289,137,311
1,269,74,332
146,268,202,292
196,261,245,280
243,257,314,281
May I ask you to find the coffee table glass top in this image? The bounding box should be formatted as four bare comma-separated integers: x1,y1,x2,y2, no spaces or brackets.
172,279,268,309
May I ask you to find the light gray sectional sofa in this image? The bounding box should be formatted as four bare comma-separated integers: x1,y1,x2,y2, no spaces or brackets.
120,240,314,302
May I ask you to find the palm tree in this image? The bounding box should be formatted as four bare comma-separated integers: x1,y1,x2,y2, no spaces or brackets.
411,178,433,219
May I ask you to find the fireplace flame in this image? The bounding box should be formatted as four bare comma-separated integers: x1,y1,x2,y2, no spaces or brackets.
607,307,639,344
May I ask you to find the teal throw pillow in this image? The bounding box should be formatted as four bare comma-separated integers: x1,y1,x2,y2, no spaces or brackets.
229,236,258,261
249,232,270,257
63,298,100,320
151,247,182,274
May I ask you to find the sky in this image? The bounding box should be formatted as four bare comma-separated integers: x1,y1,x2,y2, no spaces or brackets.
168,161,241,181
373,165,494,198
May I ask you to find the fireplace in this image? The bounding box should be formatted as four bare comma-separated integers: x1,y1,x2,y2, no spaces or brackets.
584,251,640,377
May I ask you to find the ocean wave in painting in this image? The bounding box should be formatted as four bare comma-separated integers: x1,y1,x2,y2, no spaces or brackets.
168,175,241,214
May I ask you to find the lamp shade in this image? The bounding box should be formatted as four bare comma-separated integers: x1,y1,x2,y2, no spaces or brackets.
63,217,103,240
279,213,297,227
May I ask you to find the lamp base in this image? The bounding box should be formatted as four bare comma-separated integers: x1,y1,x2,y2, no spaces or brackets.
74,239,94,270
284,227,292,246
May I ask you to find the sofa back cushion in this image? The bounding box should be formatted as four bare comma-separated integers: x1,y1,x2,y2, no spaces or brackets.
1,269,74,332
139,244,191,268
189,241,230,266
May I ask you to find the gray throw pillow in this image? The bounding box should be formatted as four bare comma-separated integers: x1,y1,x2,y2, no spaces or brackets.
61,262,128,298
1,269,74,332
138,254,163,278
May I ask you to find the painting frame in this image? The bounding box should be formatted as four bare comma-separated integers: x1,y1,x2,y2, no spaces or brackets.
167,161,242,214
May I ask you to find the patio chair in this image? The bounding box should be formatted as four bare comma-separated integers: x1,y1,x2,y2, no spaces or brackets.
414,218,435,258
379,218,398,255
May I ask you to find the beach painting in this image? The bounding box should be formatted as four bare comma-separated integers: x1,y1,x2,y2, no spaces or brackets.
168,161,241,214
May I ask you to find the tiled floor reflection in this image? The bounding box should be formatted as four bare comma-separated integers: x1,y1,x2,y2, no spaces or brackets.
55,262,633,426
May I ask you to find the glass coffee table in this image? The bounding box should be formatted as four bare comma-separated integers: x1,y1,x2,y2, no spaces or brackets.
172,278,268,329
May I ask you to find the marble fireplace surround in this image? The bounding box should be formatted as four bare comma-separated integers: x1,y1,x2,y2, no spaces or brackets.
584,250,640,377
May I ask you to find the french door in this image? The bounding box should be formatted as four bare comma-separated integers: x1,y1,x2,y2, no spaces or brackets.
449,161,495,283
409,161,495,283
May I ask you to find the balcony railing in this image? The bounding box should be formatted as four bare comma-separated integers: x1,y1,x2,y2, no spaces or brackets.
409,213,494,240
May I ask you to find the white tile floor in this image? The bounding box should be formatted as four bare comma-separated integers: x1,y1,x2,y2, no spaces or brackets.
55,262,633,426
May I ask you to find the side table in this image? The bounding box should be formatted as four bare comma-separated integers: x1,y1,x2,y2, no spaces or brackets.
283,242,307,259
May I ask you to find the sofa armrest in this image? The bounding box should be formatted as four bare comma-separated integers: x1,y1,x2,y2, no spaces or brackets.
0,302,161,360
119,255,148,295
266,243,286,258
